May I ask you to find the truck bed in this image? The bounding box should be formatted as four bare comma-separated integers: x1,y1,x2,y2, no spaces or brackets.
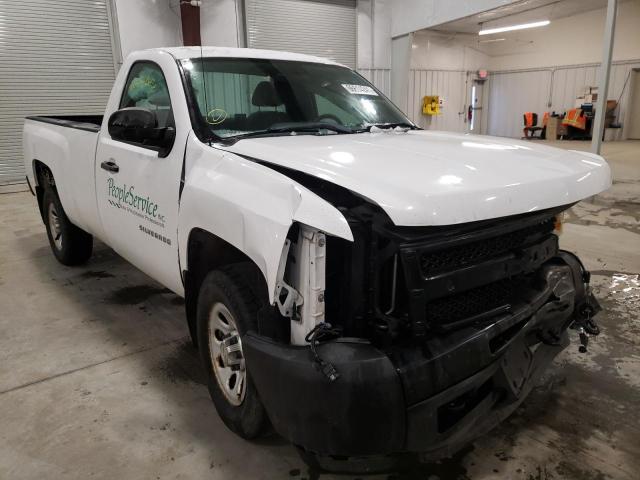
25,115,103,133
23,114,103,238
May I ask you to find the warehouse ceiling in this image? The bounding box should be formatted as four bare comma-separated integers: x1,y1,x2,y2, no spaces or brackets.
431,0,618,34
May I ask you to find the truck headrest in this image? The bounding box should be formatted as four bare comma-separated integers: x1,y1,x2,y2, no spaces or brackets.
252,81,282,107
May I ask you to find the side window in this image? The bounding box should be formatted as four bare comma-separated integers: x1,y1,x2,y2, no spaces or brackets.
120,62,174,129
314,94,359,126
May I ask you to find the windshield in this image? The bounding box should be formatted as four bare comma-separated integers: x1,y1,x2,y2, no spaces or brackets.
180,57,412,139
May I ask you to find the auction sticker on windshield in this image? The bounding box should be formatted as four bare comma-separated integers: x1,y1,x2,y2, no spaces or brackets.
342,84,378,96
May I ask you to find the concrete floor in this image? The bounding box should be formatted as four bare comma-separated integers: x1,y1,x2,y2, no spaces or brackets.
0,140,638,480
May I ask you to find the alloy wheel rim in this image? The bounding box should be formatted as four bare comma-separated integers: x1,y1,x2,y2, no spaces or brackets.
48,203,63,250
208,302,246,406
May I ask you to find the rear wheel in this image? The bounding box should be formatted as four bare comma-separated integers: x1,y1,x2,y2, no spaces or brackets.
197,264,269,439
43,188,93,265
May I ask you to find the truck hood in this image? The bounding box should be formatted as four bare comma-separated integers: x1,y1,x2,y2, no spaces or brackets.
222,130,611,226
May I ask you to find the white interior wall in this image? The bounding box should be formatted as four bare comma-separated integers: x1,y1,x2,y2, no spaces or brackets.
486,1,640,71
486,70,552,138
407,70,467,130
112,0,182,64
111,0,393,94
406,32,491,132
486,61,640,138
356,0,392,96
200,0,244,47
483,2,640,139
390,0,519,38
391,34,412,111
403,2,640,138
114,0,245,57
410,32,490,71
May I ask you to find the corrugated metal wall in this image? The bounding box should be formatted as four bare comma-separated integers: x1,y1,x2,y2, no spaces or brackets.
390,61,640,138
360,69,469,131
611,62,640,133
0,0,116,185
487,70,552,139
357,68,391,97
551,66,599,111
406,69,468,132
486,60,640,138
245,0,357,68
550,61,640,136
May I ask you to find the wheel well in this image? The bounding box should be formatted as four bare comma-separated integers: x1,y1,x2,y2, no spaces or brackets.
32,160,54,220
184,228,269,346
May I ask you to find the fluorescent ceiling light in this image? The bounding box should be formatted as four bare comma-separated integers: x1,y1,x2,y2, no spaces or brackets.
479,38,506,43
479,20,550,36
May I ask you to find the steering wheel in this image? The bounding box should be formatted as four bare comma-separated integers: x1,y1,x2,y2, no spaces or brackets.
315,113,343,125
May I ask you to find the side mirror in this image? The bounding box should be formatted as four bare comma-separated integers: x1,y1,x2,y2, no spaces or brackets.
108,107,175,157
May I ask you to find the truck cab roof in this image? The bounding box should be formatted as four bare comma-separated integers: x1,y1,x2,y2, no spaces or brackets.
136,46,345,67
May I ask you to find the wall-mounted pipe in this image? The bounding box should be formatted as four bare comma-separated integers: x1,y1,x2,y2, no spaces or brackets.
489,58,640,76
180,1,201,46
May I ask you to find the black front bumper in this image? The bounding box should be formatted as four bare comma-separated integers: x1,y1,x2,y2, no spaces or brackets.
243,259,586,458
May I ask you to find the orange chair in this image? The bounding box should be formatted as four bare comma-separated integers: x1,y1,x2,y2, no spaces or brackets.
523,112,544,139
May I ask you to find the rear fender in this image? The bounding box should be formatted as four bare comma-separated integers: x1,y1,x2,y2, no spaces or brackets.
23,120,97,233
23,121,68,193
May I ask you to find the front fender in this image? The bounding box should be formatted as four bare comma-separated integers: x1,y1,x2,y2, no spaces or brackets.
178,140,353,303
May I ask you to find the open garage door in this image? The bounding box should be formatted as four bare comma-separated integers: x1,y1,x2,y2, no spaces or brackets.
0,0,116,185
245,0,356,68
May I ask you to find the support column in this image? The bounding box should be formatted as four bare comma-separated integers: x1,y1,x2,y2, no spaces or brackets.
591,0,617,154
390,33,412,114
180,2,202,46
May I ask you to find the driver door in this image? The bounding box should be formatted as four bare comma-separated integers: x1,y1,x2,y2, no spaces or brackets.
95,60,184,293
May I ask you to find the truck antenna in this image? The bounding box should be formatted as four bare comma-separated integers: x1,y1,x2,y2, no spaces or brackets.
200,45,212,146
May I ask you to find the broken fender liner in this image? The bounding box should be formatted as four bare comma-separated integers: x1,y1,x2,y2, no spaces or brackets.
242,333,406,456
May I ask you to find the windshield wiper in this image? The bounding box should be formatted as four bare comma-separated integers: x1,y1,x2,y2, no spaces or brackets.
224,122,354,143
355,122,419,132
268,122,354,134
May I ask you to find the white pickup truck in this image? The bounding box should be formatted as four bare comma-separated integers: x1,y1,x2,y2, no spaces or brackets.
23,47,610,467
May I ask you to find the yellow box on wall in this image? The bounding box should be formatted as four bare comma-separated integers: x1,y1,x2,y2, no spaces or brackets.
422,96,440,115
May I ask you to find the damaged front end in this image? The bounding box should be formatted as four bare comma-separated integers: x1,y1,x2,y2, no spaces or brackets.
242,179,601,465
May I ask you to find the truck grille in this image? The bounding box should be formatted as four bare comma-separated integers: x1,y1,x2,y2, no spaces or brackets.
425,278,514,327
420,216,555,276
392,209,562,336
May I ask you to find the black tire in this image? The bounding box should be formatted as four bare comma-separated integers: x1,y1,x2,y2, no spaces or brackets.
42,188,93,266
196,263,269,439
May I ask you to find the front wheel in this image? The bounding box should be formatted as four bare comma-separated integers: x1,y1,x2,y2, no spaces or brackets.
42,188,93,266
196,264,269,439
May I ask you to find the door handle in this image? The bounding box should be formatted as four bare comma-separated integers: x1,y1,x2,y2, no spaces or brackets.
101,160,119,173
